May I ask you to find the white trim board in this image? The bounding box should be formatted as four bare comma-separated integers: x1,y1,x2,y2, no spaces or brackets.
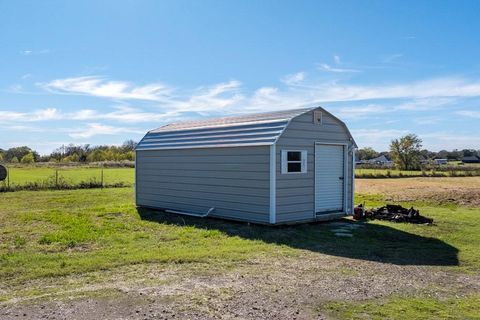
269,144,276,224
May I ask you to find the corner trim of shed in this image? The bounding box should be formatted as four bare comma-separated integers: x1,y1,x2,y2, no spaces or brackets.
269,144,276,224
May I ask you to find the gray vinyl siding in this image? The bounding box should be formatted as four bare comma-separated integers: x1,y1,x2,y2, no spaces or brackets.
136,146,271,223
275,111,354,223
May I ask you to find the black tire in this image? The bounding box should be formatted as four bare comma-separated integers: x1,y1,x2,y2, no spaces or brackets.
0,164,7,181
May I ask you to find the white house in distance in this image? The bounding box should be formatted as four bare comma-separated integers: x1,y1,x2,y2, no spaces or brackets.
135,106,357,225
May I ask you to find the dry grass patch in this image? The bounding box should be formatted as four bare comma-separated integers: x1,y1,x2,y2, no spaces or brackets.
356,177,480,207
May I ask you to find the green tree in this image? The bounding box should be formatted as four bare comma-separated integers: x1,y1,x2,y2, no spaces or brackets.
20,152,35,164
10,156,19,163
390,134,423,170
5,146,38,162
356,147,379,160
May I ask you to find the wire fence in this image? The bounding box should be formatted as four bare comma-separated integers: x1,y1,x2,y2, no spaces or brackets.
355,167,480,178
0,167,134,192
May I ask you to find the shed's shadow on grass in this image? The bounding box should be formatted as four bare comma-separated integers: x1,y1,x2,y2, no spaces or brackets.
138,208,458,267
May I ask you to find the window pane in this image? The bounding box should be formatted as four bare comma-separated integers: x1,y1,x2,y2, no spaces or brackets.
288,162,302,172
287,151,301,161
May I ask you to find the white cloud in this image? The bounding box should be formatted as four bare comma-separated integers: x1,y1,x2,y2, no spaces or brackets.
352,128,410,140
0,108,61,122
333,104,390,120
456,110,480,119
350,128,410,150
383,53,404,63
68,123,143,139
38,75,480,116
334,55,341,65
317,63,360,73
16,73,480,151
33,108,62,121
394,97,455,111
413,116,443,125
69,106,182,123
182,80,244,112
41,76,172,101
3,125,45,132
298,77,480,102
281,72,306,85
351,129,480,151
421,132,480,151
39,77,243,113
20,49,50,56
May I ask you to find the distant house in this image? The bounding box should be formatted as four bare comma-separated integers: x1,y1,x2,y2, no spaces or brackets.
462,155,480,163
366,155,393,167
434,159,448,165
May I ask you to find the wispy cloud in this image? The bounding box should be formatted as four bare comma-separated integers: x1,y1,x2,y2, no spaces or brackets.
333,104,391,120
181,80,244,112
317,63,361,73
302,77,480,102
456,110,480,119
70,106,182,123
20,49,50,56
421,131,480,150
3,125,46,132
413,116,443,125
39,76,243,113
394,97,455,111
351,128,410,150
38,74,480,115
333,55,342,65
352,128,410,140
68,123,143,139
40,76,172,101
281,72,306,86
0,108,61,122
383,53,404,63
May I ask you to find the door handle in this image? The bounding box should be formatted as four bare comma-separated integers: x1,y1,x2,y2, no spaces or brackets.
339,177,344,180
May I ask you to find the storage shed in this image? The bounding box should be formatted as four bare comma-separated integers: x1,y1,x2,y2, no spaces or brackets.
135,106,357,225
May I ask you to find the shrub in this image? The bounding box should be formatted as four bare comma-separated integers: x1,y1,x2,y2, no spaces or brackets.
20,152,35,164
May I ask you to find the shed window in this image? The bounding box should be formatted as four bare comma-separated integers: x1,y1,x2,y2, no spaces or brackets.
281,150,307,174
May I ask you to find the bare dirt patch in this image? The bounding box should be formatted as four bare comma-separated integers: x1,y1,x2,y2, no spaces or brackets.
356,177,480,207
1,254,479,319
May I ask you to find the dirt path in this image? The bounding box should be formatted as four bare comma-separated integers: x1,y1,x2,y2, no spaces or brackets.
1,252,479,319
356,177,480,207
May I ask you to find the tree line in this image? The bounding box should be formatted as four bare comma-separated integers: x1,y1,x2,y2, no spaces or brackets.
358,134,480,170
0,140,137,164
1,135,478,170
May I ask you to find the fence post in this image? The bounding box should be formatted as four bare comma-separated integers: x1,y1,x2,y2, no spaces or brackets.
101,169,104,188
55,169,58,187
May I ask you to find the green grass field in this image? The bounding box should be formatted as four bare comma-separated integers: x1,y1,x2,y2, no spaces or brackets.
1,186,479,318
2,167,134,187
356,167,480,178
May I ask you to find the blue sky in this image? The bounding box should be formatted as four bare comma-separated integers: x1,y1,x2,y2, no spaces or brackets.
1,0,480,154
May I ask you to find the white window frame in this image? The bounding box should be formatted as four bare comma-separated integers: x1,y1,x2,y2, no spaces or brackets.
281,150,307,174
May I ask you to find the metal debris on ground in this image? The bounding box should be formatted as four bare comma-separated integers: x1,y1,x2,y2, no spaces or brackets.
354,204,433,224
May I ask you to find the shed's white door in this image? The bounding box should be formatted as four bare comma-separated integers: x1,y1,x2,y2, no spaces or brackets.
315,144,345,214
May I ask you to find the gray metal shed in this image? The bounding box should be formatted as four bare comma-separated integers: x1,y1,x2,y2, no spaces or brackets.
135,106,357,224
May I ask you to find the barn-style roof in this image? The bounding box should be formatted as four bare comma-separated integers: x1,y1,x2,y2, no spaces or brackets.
136,106,355,151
